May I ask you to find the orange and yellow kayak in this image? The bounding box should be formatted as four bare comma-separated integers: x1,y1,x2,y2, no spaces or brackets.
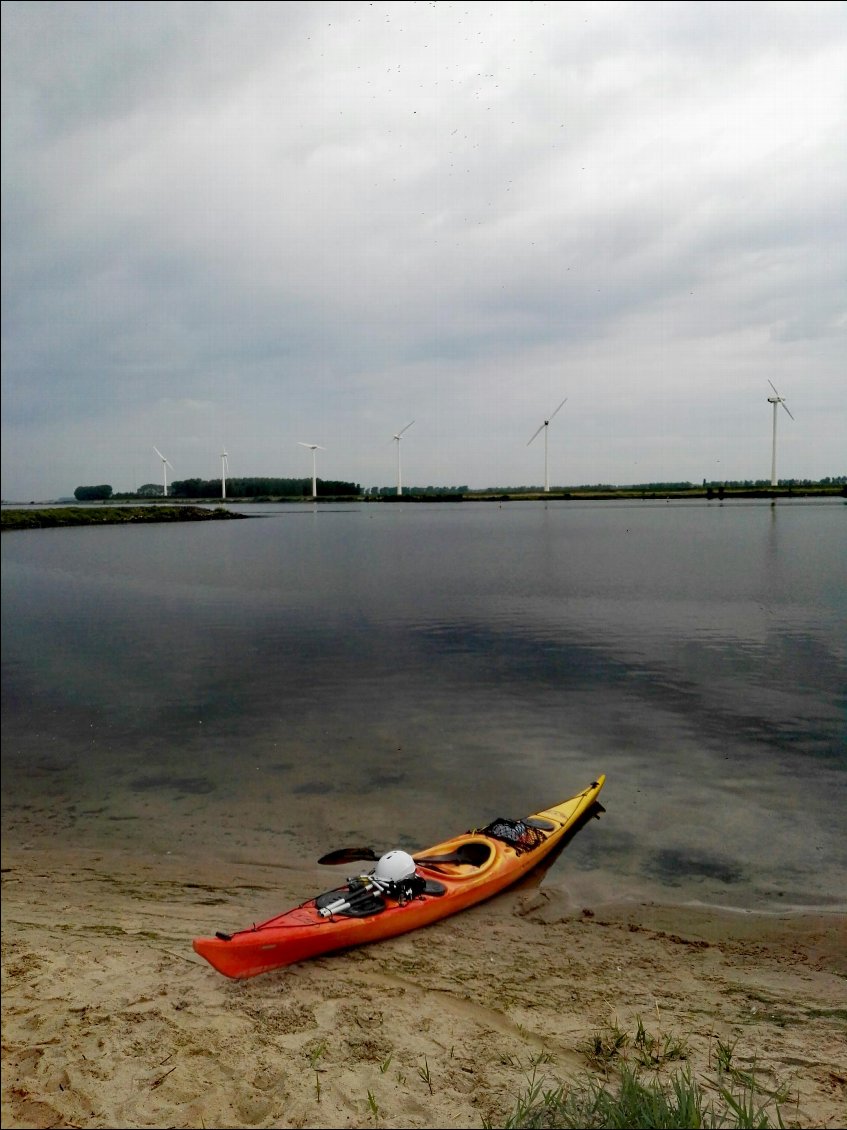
192,775,605,979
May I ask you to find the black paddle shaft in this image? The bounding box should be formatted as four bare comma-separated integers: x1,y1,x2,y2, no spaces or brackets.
317,842,491,868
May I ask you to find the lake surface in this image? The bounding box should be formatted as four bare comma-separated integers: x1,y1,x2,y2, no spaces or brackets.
2,497,845,914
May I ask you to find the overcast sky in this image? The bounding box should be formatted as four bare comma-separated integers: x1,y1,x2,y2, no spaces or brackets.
2,1,845,499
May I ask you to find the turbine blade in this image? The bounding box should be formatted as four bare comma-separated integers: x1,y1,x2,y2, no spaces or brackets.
398,420,414,437
153,446,165,460
548,397,567,422
527,422,545,446
781,401,794,420
768,379,781,397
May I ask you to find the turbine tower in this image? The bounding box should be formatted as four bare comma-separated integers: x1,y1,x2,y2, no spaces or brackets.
153,446,173,498
392,420,414,496
298,442,325,500
221,449,229,500
527,398,567,492
766,380,794,487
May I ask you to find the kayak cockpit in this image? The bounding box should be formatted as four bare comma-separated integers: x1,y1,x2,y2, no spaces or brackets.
415,838,494,871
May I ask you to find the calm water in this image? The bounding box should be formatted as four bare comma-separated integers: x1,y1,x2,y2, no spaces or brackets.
2,498,845,913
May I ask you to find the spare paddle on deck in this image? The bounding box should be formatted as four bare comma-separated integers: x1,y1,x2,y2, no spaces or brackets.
318,843,491,868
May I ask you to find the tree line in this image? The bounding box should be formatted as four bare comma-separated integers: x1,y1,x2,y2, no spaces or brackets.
72,474,846,503
75,479,459,500
72,477,361,501
164,476,361,498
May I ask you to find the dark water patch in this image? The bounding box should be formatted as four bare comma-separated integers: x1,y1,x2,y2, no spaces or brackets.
367,772,409,788
646,848,744,886
29,758,75,776
129,775,216,796
415,617,846,766
291,781,336,796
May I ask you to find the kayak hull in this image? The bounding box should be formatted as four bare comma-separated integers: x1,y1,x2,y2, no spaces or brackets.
193,775,605,979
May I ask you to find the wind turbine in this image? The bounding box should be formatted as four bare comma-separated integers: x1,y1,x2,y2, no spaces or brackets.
220,449,229,500
766,380,794,487
527,398,567,492
392,420,414,496
153,446,174,498
298,442,325,500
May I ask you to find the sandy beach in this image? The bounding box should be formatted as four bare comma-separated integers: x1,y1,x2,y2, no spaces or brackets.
2,843,845,1130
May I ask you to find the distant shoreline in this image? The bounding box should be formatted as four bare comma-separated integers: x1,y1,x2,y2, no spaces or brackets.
369,485,845,503
1,483,843,526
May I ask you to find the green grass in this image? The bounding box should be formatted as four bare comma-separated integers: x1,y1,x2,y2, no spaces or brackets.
585,1017,690,1071
487,1020,790,1129
489,1063,787,1129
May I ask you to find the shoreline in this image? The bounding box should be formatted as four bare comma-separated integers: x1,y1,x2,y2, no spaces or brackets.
1,490,842,533
0,504,249,530
2,484,843,516
3,841,845,1129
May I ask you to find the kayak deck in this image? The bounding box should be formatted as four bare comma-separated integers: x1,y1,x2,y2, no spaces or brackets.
193,775,605,979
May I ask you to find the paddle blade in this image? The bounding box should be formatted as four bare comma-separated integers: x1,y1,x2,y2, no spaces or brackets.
318,847,381,866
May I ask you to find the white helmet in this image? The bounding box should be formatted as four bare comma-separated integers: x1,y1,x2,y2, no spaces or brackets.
374,850,416,884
